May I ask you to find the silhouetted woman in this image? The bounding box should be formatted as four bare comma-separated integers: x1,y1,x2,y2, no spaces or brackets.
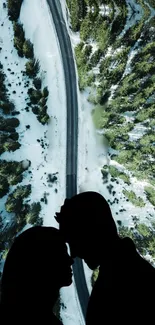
0,226,73,324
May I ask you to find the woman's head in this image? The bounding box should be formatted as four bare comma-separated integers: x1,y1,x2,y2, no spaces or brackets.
55,192,118,269
1,226,73,306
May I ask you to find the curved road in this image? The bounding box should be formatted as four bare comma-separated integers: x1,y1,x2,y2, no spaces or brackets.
47,0,89,321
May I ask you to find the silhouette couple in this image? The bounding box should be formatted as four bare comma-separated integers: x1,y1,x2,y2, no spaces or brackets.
1,191,155,324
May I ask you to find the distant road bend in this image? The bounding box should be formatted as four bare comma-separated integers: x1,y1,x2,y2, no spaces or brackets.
47,0,89,321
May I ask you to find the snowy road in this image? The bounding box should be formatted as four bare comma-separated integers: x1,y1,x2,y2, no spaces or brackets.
47,0,89,320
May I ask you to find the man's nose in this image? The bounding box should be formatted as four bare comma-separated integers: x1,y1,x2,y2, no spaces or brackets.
69,245,77,258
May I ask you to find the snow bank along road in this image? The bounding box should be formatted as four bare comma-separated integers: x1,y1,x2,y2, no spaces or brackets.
46,0,89,320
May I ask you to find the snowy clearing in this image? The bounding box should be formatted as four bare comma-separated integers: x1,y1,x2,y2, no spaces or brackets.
0,0,66,228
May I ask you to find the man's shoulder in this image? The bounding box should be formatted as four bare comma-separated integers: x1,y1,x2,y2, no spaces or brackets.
86,238,155,325
97,237,155,282
122,237,154,266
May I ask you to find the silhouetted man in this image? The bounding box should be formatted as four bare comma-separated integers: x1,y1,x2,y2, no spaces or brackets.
0,226,73,324
55,191,155,324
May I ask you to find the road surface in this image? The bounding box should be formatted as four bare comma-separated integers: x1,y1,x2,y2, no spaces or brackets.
47,0,90,320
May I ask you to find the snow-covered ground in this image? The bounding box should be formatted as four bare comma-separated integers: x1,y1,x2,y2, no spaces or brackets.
128,123,147,141
122,0,155,78
20,0,67,227
143,0,155,21
99,4,111,16
0,0,67,228
0,1,84,324
60,276,84,325
120,0,143,38
82,261,93,295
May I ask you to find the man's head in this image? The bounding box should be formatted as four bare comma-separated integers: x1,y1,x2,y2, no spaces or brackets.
55,191,118,269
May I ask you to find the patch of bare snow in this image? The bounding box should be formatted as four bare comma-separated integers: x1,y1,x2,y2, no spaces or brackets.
122,111,135,122
92,62,100,75
128,123,147,141
122,0,155,79
120,0,143,38
123,46,138,77
94,79,100,87
113,1,120,16
19,0,67,227
113,46,124,55
59,0,81,47
59,0,69,27
143,0,155,20
60,280,85,325
89,41,98,56
99,5,111,16
82,261,93,295
69,31,81,47
60,245,85,325
109,84,119,100
105,46,113,57
108,159,155,222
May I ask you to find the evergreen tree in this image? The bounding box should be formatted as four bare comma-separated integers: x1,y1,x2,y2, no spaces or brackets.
25,59,40,78
145,187,155,206
13,184,31,199
23,40,34,59
25,202,42,225
33,78,42,90
3,140,21,152
7,0,23,21
42,87,49,98
0,176,9,198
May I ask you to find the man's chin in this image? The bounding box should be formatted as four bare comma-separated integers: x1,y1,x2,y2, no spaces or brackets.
62,276,73,287
84,259,99,270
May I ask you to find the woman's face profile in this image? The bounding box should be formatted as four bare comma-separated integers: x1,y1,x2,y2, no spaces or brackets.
57,243,74,287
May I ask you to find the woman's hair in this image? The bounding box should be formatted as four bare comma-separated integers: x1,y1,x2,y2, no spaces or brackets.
1,226,66,304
